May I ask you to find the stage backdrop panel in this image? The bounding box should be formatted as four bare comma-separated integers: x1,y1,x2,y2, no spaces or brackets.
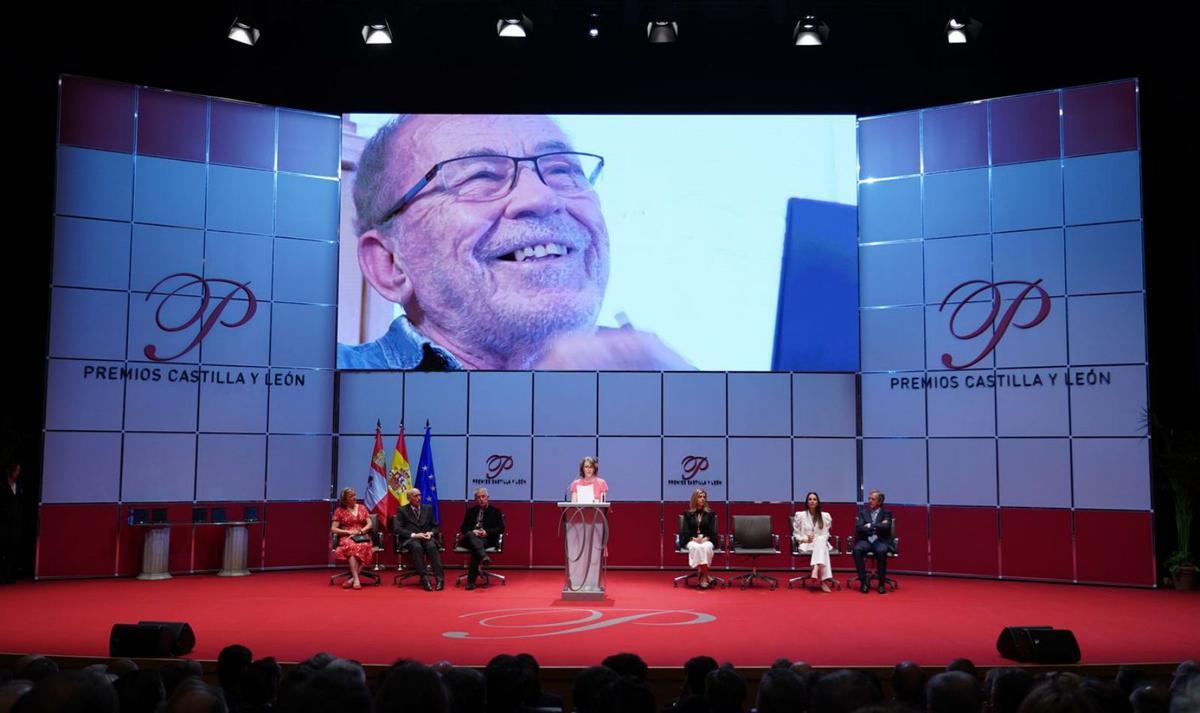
42,79,1152,588
41,77,339,577
857,78,1152,585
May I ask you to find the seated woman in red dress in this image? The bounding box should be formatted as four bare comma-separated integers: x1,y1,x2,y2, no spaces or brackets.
331,487,374,589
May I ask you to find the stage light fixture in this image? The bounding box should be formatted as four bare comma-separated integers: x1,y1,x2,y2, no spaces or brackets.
497,13,533,38
228,17,261,45
647,20,678,43
946,15,982,43
587,11,601,38
362,20,393,45
793,15,829,45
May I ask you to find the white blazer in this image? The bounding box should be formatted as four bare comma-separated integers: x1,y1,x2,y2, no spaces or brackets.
792,510,832,551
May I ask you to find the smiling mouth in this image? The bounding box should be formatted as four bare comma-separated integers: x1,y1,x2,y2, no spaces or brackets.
497,242,572,263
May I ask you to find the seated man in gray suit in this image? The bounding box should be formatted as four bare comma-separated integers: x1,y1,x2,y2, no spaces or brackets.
394,488,444,591
852,488,895,594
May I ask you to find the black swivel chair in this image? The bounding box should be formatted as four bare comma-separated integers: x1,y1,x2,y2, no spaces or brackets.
846,516,900,592
329,513,383,586
453,511,507,587
728,515,780,590
673,513,726,589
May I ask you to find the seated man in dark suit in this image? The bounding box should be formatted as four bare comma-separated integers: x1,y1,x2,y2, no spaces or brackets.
394,488,444,591
458,487,504,590
852,488,895,594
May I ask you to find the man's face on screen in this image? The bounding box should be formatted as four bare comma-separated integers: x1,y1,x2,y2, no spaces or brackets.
384,115,610,361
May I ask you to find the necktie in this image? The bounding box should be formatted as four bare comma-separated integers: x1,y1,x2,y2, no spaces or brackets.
869,510,878,543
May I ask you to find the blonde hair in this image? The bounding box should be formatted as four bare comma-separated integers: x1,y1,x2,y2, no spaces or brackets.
689,488,710,511
338,487,356,508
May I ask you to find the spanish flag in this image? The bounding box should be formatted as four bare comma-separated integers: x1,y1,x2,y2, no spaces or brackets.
388,424,413,507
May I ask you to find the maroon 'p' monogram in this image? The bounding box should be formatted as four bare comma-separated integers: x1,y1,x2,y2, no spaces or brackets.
485,455,515,480
143,273,258,362
681,456,709,481
938,279,1051,369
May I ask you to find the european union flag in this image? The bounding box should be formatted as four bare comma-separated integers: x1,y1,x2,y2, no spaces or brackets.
415,422,440,525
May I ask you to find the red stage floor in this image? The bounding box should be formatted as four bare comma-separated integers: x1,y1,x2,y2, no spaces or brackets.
2,571,1196,668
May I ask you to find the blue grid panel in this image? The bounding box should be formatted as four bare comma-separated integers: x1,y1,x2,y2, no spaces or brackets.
1067,293,1146,364
859,177,922,242
926,302,995,371
993,297,1068,368
663,372,726,437
728,373,791,437
792,374,856,437
1065,222,1144,295
122,368,199,431
334,435,375,497
995,368,1070,437
859,242,924,307
269,368,334,434
277,110,341,178
44,359,125,431
270,303,336,368
533,372,598,436
861,373,925,437
196,434,267,501
403,372,468,435
923,234,992,307
991,160,1064,233
927,369,995,437
1072,438,1150,510
132,156,207,228
993,229,1066,296
198,300,271,367
1063,152,1142,226
466,436,532,502
862,439,928,505
598,373,662,436
273,237,338,304
997,438,1072,508
469,372,533,436
205,231,274,301
52,217,130,290
42,431,123,504
276,174,339,241
206,165,274,236
598,437,664,503
860,307,925,373
337,371,405,435
198,378,268,433
121,433,196,502
728,438,792,502
923,169,989,238
49,288,128,360
532,436,599,501
663,437,727,505
928,438,997,506
1069,365,1147,437
56,146,133,221
266,435,334,501
130,224,204,295
792,438,857,504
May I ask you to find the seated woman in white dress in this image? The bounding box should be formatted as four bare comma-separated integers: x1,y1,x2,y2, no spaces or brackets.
679,488,718,588
792,491,834,591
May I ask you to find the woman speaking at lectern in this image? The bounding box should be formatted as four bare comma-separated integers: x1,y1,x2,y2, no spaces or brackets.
568,456,608,503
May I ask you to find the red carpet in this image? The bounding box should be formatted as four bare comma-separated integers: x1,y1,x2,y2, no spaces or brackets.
1,571,1196,667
